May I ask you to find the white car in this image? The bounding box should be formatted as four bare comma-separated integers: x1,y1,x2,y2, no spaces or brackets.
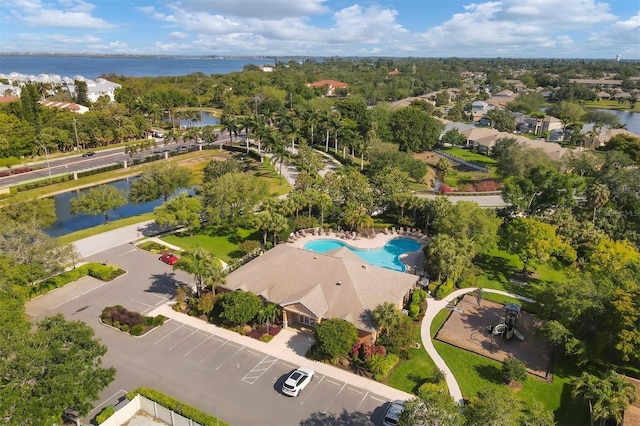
382,400,405,426
282,367,314,397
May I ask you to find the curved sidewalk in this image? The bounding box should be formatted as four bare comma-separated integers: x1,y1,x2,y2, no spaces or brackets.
420,288,535,405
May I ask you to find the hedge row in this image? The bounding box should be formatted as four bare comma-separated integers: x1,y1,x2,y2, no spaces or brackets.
95,405,115,424
126,388,230,426
29,263,125,298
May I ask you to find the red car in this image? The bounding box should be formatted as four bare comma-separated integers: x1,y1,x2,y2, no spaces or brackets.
159,253,179,265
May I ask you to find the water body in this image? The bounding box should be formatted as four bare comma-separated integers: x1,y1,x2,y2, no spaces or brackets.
587,108,640,134
0,55,279,78
167,110,220,128
44,178,191,237
303,238,422,272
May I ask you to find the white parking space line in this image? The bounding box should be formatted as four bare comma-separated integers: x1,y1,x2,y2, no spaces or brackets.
215,345,245,370
50,281,110,310
168,329,198,351
130,299,156,310
346,386,364,395
184,335,212,357
369,395,387,403
154,323,184,344
242,355,278,384
356,391,371,409
198,338,232,364
118,248,137,256
322,382,347,413
325,378,342,387
300,375,325,406
281,361,297,370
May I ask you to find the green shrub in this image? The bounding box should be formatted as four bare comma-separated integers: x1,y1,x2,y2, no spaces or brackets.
408,303,420,320
259,334,274,342
144,316,154,326
112,321,120,328
88,264,116,280
418,381,448,397
502,357,527,384
95,405,115,424
367,353,400,380
411,288,427,304
120,324,130,332
130,325,144,336
152,315,166,326
126,388,229,426
434,282,454,300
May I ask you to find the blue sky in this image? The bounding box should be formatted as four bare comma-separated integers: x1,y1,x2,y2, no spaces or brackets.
1,0,638,58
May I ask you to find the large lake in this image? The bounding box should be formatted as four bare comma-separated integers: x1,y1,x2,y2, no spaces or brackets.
588,108,640,134
44,178,192,237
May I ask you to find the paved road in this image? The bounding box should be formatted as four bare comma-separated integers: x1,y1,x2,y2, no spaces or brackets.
418,193,507,208
26,243,409,425
0,133,234,187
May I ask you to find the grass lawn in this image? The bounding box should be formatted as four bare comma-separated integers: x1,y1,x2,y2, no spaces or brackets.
441,146,497,169
162,227,261,263
471,248,571,300
56,212,156,245
581,99,640,113
246,159,291,196
430,309,588,425
386,324,441,394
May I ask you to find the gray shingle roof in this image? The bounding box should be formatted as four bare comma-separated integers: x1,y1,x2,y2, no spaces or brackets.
222,245,418,332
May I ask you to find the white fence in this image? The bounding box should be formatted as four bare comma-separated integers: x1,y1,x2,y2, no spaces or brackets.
99,395,202,426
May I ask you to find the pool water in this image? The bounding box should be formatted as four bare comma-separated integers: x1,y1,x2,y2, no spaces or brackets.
303,238,422,272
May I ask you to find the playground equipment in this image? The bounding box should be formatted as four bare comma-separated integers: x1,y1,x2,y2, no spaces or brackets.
490,303,525,343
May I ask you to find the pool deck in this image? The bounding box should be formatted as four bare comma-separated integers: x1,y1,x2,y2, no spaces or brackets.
286,229,428,275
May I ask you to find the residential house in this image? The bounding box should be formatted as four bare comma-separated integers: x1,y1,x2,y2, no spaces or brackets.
568,78,623,88
596,91,611,100
595,128,640,147
40,100,89,114
541,115,564,134
221,245,418,342
461,127,499,151
470,100,493,122
307,80,348,97
388,68,400,76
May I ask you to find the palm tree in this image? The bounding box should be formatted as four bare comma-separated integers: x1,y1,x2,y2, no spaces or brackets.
269,212,289,245
372,302,401,337
238,115,256,153
281,111,302,152
305,108,321,147
220,114,238,147
316,192,333,229
572,371,637,426
586,183,610,223
269,133,289,181
257,303,281,326
173,247,224,297
254,211,273,248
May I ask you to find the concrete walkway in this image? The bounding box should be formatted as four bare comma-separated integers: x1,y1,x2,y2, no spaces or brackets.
419,287,535,405
149,303,413,402
73,220,159,258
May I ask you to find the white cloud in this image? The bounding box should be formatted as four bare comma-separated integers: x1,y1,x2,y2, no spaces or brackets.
168,31,190,40
6,0,116,29
175,0,329,19
586,12,640,58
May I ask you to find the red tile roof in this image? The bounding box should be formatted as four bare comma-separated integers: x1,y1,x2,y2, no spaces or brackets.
0,96,19,103
308,79,348,88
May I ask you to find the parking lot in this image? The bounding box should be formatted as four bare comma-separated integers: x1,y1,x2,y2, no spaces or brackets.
26,243,397,425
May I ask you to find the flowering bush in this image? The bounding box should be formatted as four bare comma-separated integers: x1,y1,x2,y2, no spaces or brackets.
439,184,453,193
474,179,501,192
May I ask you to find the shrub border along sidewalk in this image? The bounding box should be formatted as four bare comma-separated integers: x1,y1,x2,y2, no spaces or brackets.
126,388,230,426
28,262,126,299
100,305,166,336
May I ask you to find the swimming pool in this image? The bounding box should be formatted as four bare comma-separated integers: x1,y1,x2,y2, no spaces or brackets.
303,238,422,272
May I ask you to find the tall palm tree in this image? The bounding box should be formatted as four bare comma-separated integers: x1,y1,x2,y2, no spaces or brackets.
572,371,637,426
305,108,321,147
220,114,238,147
238,115,256,153
173,247,224,297
586,183,610,223
268,212,289,245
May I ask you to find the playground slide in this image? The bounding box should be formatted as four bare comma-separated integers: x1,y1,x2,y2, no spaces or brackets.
513,329,525,342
